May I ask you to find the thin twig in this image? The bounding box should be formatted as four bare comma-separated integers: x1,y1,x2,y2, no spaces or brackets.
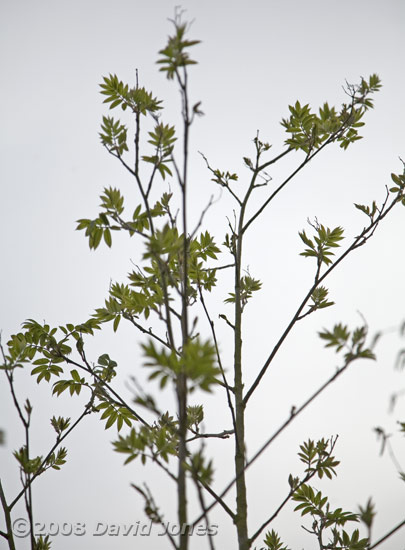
191,358,353,526
249,437,339,544
0,479,16,550
199,152,242,206
198,285,237,428
124,313,174,351
131,483,178,550
190,194,217,239
203,262,235,272
369,517,405,549
191,463,216,550
243,105,369,235
61,355,150,427
243,192,400,405
9,403,93,511
186,429,234,443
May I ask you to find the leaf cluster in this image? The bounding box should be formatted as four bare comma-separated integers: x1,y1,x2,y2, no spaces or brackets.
225,274,262,309
187,404,204,431
189,231,220,292
263,529,290,550
4,320,91,380
298,438,340,480
50,415,71,437
293,484,368,549
113,415,178,465
319,324,375,361
77,188,171,250
354,200,378,221
358,498,376,530
142,338,220,392
53,369,86,396
389,170,405,206
43,447,68,471
94,353,118,382
209,168,238,187
186,450,214,485
99,116,128,156
299,224,344,266
96,400,137,431
308,285,334,313
94,281,160,328
281,75,381,153
157,18,200,80
34,535,52,550
4,321,143,438
100,74,162,115
24,320,99,381
13,446,43,475
142,123,177,180
13,445,67,476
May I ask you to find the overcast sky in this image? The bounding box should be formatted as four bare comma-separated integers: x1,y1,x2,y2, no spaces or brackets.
1,1,405,549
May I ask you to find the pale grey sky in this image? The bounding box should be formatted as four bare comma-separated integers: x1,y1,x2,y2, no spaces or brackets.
1,1,405,549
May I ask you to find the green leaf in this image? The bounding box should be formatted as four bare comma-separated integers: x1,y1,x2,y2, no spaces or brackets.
157,17,200,79
358,498,376,529
263,529,290,550
70,369,81,382
103,228,112,247
112,315,121,332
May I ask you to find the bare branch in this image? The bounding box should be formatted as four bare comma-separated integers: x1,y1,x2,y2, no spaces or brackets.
198,285,236,424
249,437,339,544
190,465,216,550
242,107,371,235
186,429,234,443
199,152,242,206
191,357,353,526
61,355,151,427
369,517,405,549
190,194,218,239
131,483,178,550
244,192,399,405
0,479,16,550
9,403,93,512
124,313,174,351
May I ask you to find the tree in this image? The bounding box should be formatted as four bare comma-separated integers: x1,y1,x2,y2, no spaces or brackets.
1,10,404,550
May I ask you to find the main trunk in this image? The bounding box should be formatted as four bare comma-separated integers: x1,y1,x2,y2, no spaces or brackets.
234,250,249,550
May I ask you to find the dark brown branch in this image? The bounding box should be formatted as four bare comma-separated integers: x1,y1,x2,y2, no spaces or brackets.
124,313,174,351
242,104,370,235
62,355,150,427
0,479,16,550
206,262,235,272
105,144,156,235
198,285,237,428
243,192,400,405
132,483,178,550
256,146,294,173
186,429,234,443
9,403,92,511
249,437,338,544
190,194,216,239
3,366,27,429
191,473,216,550
196,476,236,522
199,152,242,206
191,358,353,526
243,138,337,235
134,110,140,179
369,517,405,549
175,61,191,550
